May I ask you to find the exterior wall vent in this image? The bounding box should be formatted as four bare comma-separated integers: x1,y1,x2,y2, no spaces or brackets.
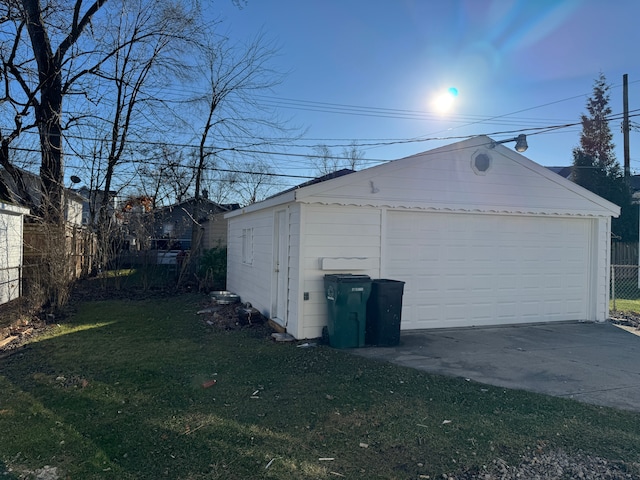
472,151,492,175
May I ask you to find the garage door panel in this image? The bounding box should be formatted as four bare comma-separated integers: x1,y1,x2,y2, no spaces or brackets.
387,212,592,329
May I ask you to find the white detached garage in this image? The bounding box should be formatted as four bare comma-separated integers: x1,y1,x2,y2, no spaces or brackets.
225,136,620,339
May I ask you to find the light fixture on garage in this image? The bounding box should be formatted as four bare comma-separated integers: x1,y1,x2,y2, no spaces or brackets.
490,134,528,153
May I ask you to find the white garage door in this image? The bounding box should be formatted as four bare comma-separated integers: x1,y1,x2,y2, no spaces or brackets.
386,212,593,329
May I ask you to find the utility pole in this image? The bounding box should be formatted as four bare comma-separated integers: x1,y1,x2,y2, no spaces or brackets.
623,73,630,177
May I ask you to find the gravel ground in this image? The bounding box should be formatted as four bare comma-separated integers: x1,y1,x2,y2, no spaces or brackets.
609,311,640,330
451,449,639,479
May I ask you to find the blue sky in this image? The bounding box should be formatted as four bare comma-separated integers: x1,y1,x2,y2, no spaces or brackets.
212,0,640,178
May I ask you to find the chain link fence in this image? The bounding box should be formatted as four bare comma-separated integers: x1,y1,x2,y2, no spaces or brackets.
610,265,640,313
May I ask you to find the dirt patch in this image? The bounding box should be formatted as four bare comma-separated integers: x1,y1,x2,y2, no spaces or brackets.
0,299,52,356
198,301,268,330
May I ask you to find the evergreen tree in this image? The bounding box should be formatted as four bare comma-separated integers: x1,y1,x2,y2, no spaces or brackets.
578,72,616,170
571,74,638,242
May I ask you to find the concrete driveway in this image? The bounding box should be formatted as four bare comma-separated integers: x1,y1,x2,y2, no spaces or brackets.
351,321,640,412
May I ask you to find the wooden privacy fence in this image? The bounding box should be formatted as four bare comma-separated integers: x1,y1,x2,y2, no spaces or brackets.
22,222,97,283
611,242,638,266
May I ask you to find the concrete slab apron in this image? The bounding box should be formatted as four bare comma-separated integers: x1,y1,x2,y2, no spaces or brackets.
351,322,640,412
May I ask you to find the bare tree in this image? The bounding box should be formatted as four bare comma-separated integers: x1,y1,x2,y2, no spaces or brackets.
310,145,339,176
0,0,108,222
310,142,365,176
192,33,284,200
342,141,365,171
187,31,294,259
138,145,197,206
0,0,300,302
199,164,237,206
92,0,200,229
229,159,277,205
0,0,203,307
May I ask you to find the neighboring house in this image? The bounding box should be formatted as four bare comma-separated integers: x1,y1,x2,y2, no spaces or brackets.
74,186,118,226
202,208,239,248
64,189,84,226
0,202,30,305
0,166,82,225
225,136,620,340
119,196,154,251
152,198,239,250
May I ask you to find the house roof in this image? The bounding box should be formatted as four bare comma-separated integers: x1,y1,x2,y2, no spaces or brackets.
226,136,620,218
267,169,356,199
0,165,81,211
154,197,238,213
154,198,240,223
546,166,573,178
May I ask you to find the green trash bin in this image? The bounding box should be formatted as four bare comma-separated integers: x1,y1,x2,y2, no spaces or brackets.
366,279,405,346
324,274,371,348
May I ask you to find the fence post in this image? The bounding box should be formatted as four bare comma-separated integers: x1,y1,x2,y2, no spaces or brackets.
611,264,616,312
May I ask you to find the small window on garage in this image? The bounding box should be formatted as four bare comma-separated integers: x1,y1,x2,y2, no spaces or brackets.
242,228,254,265
472,151,492,175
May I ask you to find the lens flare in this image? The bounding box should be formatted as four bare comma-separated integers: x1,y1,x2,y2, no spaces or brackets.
432,87,458,113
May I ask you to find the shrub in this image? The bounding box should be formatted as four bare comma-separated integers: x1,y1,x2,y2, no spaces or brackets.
197,246,227,291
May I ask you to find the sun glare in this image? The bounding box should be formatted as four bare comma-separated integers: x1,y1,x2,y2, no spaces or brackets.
432,87,458,114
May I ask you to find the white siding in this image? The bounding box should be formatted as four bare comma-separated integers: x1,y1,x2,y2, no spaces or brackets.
298,204,382,339
286,204,302,337
595,217,612,321
0,207,27,305
227,204,301,333
227,208,275,318
297,138,618,218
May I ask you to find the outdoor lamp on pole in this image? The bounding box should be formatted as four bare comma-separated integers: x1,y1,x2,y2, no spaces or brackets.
490,134,528,152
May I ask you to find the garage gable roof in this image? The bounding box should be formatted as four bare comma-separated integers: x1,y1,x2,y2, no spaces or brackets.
291,136,620,217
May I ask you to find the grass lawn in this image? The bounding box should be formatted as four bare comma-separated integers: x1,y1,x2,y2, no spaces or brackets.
611,298,640,314
2,292,640,479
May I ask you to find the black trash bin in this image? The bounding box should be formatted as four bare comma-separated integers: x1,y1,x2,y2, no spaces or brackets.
366,279,405,346
324,274,372,349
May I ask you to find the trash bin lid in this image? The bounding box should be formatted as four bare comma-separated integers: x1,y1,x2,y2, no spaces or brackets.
371,279,405,285
324,274,371,282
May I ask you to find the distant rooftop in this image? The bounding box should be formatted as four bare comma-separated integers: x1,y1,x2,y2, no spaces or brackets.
268,169,356,199
546,166,572,178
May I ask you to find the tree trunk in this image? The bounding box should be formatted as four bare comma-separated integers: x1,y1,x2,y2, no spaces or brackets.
21,0,65,224
36,84,64,224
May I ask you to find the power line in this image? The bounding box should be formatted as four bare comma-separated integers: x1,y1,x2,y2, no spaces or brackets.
11,109,640,153
8,107,640,181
